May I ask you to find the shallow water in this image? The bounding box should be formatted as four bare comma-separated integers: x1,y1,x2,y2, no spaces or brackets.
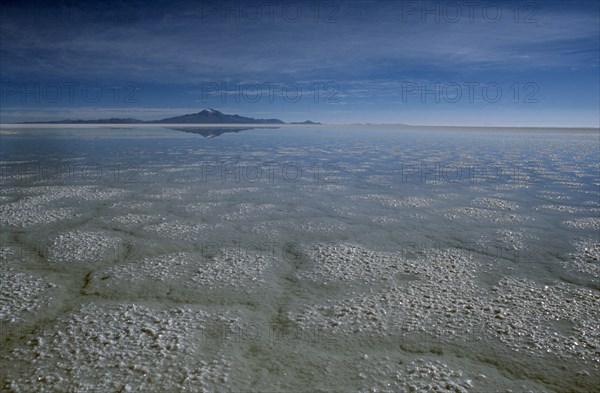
1,126,599,392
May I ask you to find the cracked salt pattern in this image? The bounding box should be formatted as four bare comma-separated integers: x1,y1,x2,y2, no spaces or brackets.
562,240,600,280
0,204,74,228
0,185,128,228
89,250,273,298
142,220,215,240
564,217,600,230
355,355,551,392
1,126,598,392
443,207,534,223
47,231,122,265
219,203,277,221
145,187,189,200
103,213,160,226
109,201,154,210
184,201,224,214
6,304,234,392
471,196,518,211
290,248,482,337
485,278,600,362
189,249,271,287
96,252,194,283
0,267,56,323
350,194,435,208
206,187,260,196
296,243,400,283
536,204,589,214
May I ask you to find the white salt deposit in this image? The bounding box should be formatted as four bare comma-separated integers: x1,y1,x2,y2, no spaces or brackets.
472,197,518,211
2,126,598,391
443,207,533,223
0,267,56,323
47,231,122,265
564,217,600,230
5,304,235,392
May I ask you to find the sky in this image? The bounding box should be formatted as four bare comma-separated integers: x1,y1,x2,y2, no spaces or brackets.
0,0,599,127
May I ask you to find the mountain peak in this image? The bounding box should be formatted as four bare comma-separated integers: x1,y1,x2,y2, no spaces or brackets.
155,109,285,124
21,108,315,125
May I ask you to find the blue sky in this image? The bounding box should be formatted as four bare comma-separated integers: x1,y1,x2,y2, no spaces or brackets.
1,0,599,126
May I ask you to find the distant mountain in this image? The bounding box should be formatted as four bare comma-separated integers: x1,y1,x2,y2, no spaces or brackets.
25,118,145,124
23,109,291,124
154,109,285,124
290,120,321,125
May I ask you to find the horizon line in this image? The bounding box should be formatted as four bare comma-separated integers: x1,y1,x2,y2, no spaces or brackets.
1,123,599,131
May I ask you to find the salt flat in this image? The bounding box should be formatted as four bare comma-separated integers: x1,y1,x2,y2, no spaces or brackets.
1,126,599,392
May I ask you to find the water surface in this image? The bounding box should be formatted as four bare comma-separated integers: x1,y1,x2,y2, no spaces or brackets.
1,126,599,392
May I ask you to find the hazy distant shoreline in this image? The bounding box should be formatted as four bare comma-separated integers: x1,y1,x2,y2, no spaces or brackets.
0,123,598,133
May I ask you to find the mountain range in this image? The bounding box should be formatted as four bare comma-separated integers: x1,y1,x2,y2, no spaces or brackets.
23,109,319,125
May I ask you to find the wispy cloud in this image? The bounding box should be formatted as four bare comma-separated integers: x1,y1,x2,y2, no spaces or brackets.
2,1,598,82
1,0,598,126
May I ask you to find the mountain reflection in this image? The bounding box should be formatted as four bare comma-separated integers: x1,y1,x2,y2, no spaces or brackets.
168,127,277,138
